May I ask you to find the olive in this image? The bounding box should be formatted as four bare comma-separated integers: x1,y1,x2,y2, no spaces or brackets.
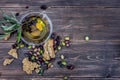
57,61,65,68
65,36,70,40
65,40,70,44
55,36,61,41
29,51,34,54
40,5,48,10
39,45,44,50
51,33,56,39
20,44,24,48
85,36,90,42
66,64,75,70
66,44,70,47
25,6,29,9
12,43,18,49
61,61,67,66
58,46,61,50
38,56,44,63
34,48,38,52
37,61,41,64
63,76,68,80
34,53,37,57
36,51,40,55
32,45,35,49
53,45,57,50
40,50,44,54
56,41,60,46
37,48,41,51
15,13,19,16
61,41,65,46
31,56,35,60
54,40,57,44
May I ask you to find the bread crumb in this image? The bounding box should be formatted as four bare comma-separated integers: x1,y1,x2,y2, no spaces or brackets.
22,58,40,74
8,49,18,59
3,58,14,66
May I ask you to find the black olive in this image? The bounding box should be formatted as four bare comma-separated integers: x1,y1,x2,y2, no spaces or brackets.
56,40,60,46
39,45,44,50
12,43,18,49
40,5,48,10
57,61,65,68
15,13,19,16
53,45,57,50
66,64,75,70
56,36,61,41
25,6,29,9
51,33,56,39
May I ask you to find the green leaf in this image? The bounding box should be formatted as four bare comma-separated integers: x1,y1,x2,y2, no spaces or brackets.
3,14,18,22
0,34,6,39
17,27,22,43
1,24,16,31
11,12,16,19
0,21,6,24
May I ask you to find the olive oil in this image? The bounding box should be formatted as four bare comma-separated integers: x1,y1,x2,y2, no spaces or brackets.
22,16,50,44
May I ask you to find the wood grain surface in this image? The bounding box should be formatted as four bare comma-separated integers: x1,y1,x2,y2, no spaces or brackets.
0,0,120,80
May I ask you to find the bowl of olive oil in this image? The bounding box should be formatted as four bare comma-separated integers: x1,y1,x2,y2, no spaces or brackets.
20,12,53,45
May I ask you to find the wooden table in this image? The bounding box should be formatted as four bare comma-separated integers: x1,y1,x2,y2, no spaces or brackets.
0,0,120,80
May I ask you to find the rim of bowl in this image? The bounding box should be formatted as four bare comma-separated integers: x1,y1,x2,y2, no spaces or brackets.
19,12,53,46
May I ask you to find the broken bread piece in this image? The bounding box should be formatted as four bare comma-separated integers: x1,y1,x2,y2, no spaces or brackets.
47,39,55,58
22,58,40,74
42,39,55,60
42,40,51,60
8,49,18,59
3,58,14,66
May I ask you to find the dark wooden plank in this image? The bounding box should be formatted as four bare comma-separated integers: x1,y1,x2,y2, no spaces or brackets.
0,78,63,80
1,78,120,80
0,1,120,79
0,7,120,43
0,39,119,78
0,0,120,7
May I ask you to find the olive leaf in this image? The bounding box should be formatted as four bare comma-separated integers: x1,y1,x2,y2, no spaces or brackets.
1,24,17,31
0,10,22,42
0,33,11,39
17,27,22,43
3,14,18,22
11,12,16,19
0,34,6,39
